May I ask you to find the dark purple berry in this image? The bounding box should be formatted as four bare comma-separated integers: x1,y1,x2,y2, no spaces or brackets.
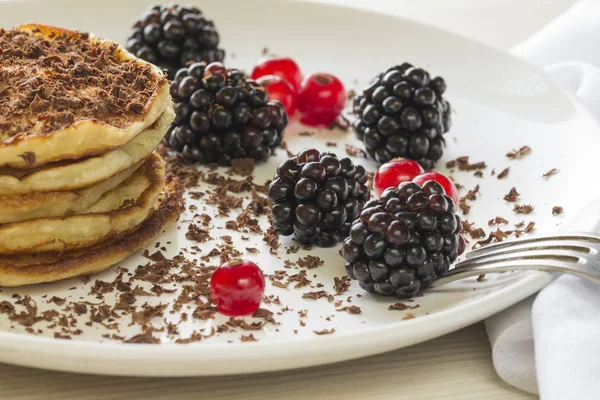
269,149,370,247
126,4,225,79
353,63,451,169
342,181,460,298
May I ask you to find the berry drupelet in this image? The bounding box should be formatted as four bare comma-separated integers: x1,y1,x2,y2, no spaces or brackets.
353,63,451,170
268,149,370,247
342,180,463,298
126,4,225,78
164,62,288,165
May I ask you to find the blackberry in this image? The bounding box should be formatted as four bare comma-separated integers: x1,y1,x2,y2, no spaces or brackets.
342,181,462,298
353,62,451,170
126,3,225,78
268,149,370,247
164,62,287,165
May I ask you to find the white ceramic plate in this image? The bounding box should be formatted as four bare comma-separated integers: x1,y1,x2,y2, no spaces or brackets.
1,0,599,377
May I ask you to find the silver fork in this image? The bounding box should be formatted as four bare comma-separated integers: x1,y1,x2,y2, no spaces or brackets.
431,232,600,287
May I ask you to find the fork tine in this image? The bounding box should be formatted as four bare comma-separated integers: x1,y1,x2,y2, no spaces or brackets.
432,257,596,288
465,232,600,259
464,240,593,261
457,249,585,269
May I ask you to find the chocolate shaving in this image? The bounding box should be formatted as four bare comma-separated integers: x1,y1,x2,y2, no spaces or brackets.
175,331,204,344
145,250,167,262
488,217,509,226
271,281,289,289
296,255,324,269
131,304,168,325
333,276,351,296
289,270,312,289
506,146,531,159
448,156,487,171
524,221,535,233
504,187,520,202
241,334,258,342
552,206,563,216
313,328,336,335
185,223,213,243
389,302,410,311
462,220,486,239
286,246,299,254
497,167,510,179
458,185,480,215
220,235,233,245
263,227,280,255
192,306,216,320
336,306,361,314
473,228,509,249
124,332,160,344
54,333,72,340
543,168,559,178
302,291,334,301
48,296,66,306
513,204,534,214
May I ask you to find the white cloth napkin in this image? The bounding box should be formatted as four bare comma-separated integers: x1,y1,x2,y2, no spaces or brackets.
485,1,600,397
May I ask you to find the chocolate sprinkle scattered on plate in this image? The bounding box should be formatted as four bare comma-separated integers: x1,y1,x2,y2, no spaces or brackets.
497,167,510,179
506,145,531,159
552,206,564,216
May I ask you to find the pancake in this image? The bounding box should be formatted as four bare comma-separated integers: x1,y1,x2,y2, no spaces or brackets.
0,24,170,169
0,104,174,195
0,159,144,224
0,153,165,255
0,178,183,286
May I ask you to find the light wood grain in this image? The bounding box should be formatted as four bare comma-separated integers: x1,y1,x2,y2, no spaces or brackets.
0,323,536,400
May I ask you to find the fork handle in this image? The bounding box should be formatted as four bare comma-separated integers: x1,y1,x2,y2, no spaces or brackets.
431,259,598,288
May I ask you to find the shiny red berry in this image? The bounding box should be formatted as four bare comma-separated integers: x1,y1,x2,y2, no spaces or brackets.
373,158,425,197
257,75,297,116
298,73,346,127
413,172,459,205
251,57,302,92
210,259,265,317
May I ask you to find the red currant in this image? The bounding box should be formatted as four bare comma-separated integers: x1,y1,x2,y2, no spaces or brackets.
297,73,346,127
413,172,459,205
210,259,265,317
251,57,302,92
373,158,425,197
256,75,297,116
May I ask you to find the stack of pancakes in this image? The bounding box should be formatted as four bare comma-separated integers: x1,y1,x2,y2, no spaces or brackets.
0,25,183,286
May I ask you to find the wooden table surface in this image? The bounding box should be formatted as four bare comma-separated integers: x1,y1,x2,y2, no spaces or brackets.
0,323,536,399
